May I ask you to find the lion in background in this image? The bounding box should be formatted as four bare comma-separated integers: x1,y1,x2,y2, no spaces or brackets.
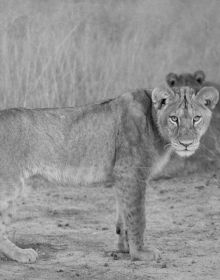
166,70,220,112
0,86,218,263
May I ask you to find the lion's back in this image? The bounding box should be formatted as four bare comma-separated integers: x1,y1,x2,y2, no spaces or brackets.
0,104,117,182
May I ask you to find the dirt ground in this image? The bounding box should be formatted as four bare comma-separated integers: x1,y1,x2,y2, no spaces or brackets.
0,171,220,280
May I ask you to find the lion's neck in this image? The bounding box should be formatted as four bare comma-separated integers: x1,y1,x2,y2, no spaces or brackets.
148,106,172,177
150,106,170,155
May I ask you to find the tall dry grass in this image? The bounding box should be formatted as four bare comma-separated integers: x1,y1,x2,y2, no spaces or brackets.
0,0,220,109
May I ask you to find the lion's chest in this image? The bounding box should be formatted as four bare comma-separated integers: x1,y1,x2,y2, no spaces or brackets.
150,149,172,178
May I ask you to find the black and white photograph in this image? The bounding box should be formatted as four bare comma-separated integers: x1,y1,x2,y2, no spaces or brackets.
0,1,219,279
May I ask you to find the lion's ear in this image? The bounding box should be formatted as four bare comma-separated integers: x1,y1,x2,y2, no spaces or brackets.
196,87,219,110
166,73,178,87
152,88,174,110
194,70,206,85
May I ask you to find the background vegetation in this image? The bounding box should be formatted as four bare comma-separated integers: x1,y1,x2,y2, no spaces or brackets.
0,0,219,168
1,0,220,109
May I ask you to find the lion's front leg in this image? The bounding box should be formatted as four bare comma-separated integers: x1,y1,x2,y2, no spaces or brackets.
114,177,145,259
115,199,129,253
114,174,160,262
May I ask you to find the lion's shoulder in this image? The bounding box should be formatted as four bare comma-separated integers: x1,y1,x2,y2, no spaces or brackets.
110,89,159,152
114,89,152,117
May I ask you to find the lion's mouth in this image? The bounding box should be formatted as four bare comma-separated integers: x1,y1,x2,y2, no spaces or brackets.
172,142,199,157
175,149,196,157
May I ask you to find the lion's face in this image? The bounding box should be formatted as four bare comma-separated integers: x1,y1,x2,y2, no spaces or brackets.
152,86,219,157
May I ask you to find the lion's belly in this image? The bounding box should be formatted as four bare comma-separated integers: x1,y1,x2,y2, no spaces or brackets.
31,163,112,185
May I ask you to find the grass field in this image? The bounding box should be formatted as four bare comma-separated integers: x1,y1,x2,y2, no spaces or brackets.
0,0,220,109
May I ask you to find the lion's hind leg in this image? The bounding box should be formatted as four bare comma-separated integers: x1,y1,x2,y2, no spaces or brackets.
0,177,38,263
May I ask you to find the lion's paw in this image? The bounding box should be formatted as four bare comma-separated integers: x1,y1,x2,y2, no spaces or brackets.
13,248,38,263
130,246,161,262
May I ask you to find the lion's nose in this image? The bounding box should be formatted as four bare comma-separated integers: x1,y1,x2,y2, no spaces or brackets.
179,140,193,148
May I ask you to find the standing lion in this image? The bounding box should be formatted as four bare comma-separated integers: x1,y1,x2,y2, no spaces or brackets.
0,86,218,262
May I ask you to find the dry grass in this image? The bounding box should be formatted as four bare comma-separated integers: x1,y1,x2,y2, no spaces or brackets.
0,0,219,167
0,0,220,109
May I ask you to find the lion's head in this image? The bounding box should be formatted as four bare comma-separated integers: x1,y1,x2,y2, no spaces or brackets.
152,86,219,157
166,70,205,92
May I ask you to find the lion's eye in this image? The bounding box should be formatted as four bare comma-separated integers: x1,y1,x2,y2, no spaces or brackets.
169,116,178,123
193,116,201,123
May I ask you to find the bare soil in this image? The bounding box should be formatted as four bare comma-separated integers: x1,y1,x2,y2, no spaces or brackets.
0,172,220,280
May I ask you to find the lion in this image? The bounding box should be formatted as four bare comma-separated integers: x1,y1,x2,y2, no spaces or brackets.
0,86,218,263
166,70,220,113
166,70,205,90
